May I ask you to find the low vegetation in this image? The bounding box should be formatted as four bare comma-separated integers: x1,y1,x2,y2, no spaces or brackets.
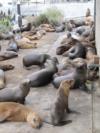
34,8,63,26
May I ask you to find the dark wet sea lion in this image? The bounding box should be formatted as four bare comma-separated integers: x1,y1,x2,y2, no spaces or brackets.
0,102,42,129
63,43,86,59
0,51,18,61
7,37,19,52
70,19,85,27
23,53,50,67
0,64,14,71
53,58,88,92
0,69,5,90
44,80,74,126
28,58,58,87
0,79,30,103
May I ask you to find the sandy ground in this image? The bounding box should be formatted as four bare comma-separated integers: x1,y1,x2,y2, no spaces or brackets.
0,32,99,133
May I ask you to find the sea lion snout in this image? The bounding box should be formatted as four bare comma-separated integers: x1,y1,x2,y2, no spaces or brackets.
27,113,42,129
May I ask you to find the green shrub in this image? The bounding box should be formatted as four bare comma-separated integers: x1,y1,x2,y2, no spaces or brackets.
45,8,63,26
0,18,12,32
34,8,63,26
34,14,49,26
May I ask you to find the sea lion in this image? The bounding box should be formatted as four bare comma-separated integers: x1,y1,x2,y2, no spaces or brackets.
23,53,50,68
7,37,19,52
26,30,46,40
0,69,5,90
63,43,86,59
0,79,30,103
44,80,74,126
69,19,85,27
0,102,42,129
16,37,37,49
86,47,99,80
28,58,58,87
0,51,18,61
55,24,65,32
53,58,88,92
0,32,14,40
56,45,71,55
0,64,14,71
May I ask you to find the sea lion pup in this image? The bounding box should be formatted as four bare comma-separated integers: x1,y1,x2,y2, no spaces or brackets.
0,79,30,103
0,69,5,90
23,53,50,68
7,37,19,52
53,58,89,92
63,43,86,59
44,80,74,126
0,64,14,71
0,51,18,61
0,102,42,129
27,58,58,87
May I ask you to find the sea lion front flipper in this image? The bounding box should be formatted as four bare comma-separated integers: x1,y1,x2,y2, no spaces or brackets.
0,111,11,123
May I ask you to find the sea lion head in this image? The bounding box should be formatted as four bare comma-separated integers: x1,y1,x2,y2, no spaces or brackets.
20,79,31,96
61,80,75,90
73,58,87,70
27,112,42,129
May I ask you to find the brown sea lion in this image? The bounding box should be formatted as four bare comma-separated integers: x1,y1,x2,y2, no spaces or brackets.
0,102,42,129
0,79,30,103
0,64,14,71
23,53,50,68
16,37,37,49
26,30,46,40
0,51,18,61
0,69,5,90
56,45,71,55
44,80,74,126
28,58,58,87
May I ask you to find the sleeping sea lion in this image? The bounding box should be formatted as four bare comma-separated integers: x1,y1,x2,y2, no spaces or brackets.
0,79,30,103
28,58,58,87
44,80,74,126
0,102,42,129
0,51,18,61
16,37,37,49
0,64,14,71
0,69,5,90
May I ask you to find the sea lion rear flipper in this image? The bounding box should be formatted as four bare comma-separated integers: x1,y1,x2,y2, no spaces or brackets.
57,120,72,126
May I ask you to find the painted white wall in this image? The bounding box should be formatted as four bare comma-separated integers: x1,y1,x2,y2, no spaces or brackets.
96,0,100,57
